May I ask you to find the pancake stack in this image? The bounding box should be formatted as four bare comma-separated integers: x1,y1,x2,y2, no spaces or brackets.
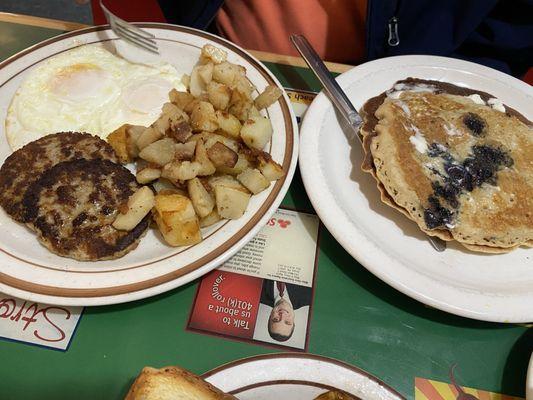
359,78,532,253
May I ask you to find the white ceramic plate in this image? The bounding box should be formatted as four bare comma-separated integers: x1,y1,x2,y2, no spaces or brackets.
203,353,404,400
299,55,532,323
0,24,298,306
527,353,533,400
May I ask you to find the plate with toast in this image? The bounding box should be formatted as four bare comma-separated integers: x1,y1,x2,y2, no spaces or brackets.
125,353,404,400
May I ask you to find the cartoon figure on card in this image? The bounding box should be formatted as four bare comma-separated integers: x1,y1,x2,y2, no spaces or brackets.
260,279,312,342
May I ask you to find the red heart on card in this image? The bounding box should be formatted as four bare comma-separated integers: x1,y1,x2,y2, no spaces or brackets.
277,219,291,229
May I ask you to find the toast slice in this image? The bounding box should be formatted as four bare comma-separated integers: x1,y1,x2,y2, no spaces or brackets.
125,366,237,400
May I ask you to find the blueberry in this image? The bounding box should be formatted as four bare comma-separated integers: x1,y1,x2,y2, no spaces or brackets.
463,113,486,136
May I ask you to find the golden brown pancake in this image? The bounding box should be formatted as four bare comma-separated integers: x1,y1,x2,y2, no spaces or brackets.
359,78,532,253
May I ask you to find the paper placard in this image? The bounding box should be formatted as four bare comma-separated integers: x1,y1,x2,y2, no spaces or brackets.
0,294,83,351
189,208,320,350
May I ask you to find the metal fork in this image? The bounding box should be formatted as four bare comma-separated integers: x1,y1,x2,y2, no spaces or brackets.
290,34,447,252
99,0,159,54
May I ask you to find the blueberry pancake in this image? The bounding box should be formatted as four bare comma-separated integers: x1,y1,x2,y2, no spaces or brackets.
0,132,117,222
359,78,532,253
22,158,149,261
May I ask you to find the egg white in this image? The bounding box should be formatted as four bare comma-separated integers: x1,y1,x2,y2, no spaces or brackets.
6,44,186,150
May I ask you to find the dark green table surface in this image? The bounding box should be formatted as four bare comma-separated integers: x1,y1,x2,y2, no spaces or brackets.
0,20,530,400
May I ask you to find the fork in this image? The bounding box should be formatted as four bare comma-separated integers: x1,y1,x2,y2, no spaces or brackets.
290,34,447,252
99,0,159,54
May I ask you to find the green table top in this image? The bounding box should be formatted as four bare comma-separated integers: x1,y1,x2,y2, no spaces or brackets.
0,20,530,400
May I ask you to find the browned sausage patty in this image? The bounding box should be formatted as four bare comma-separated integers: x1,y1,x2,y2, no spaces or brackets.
22,159,149,261
0,132,117,222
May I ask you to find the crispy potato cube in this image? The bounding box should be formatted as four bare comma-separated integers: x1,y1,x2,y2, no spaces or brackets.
190,101,218,132
200,209,222,228
168,120,192,143
207,81,231,110
207,141,238,168
203,133,239,153
216,111,241,139
228,89,253,121
237,168,270,194
153,194,201,246
189,66,206,98
208,175,247,191
107,124,130,163
139,138,176,166
137,127,163,150
194,140,216,176
161,161,201,182
240,116,273,149
212,62,244,86
232,75,254,97
153,178,186,195
126,125,145,159
136,167,161,184
258,156,285,181
169,89,194,110
181,74,190,88
112,186,155,231
162,102,181,116
254,85,283,110
175,141,197,161
215,185,251,219
188,177,215,218
200,44,227,65
216,153,250,175
197,63,214,85
247,105,261,118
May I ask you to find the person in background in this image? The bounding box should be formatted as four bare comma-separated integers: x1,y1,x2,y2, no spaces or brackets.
156,0,532,78
259,279,312,342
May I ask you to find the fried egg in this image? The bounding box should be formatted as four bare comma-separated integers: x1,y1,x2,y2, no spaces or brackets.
6,44,186,150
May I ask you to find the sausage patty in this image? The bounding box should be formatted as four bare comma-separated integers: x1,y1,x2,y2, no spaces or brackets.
0,132,117,222
22,158,149,261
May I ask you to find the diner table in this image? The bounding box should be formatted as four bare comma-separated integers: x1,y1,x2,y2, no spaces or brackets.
0,12,531,400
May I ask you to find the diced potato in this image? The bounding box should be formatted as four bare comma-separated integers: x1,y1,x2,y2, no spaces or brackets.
232,75,254,98
208,175,247,191
207,81,231,110
212,62,244,86
228,88,253,121
216,111,241,139
216,153,250,175
112,186,155,231
137,126,163,150
126,125,145,159
200,44,227,65
168,120,192,143
190,101,218,132
258,155,285,181
187,177,215,218
247,105,261,118
203,133,239,153
237,168,270,194
161,161,201,182
152,114,171,136
189,66,206,98
207,142,238,168
215,185,251,219
162,102,181,116
199,209,222,228
194,140,216,176
240,116,273,149
153,178,186,195
153,194,201,246
107,124,130,163
169,89,194,110
181,74,190,88
197,63,214,85
254,85,283,110
139,138,176,166
174,141,197,161
136,167,161,184
184,99,202,115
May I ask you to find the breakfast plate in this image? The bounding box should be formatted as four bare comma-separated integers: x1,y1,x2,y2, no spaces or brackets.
202,353,404,399
0,24,298,306
299,55,532,323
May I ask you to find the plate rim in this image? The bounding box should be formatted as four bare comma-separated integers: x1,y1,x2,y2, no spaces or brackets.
202,352,406,399
298,54,532,323
0,23,298,304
